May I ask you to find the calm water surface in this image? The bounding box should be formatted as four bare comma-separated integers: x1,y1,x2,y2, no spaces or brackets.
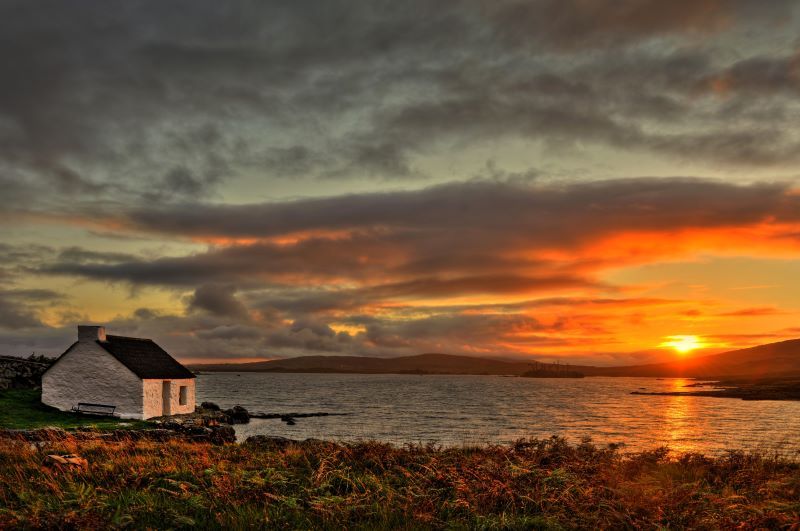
196,373,800,454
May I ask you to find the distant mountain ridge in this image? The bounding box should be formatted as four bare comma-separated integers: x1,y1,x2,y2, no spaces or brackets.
191,353,536,375
584,338,800,379
190,338,800,379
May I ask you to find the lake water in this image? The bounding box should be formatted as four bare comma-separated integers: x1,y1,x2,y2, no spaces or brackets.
196,373,800,455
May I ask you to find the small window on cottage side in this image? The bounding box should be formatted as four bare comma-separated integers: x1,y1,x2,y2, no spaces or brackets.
179,386,188,406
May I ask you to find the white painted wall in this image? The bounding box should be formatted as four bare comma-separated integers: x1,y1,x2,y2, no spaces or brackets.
42,341,144,419
143,378,195,419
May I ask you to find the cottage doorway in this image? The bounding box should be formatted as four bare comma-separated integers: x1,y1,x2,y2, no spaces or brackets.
162,381,172,416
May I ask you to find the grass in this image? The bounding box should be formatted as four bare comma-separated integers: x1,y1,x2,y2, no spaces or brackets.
0,434,798,529
0,389,151,430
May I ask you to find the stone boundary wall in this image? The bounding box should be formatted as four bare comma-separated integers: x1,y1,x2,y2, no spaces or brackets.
0,356,52,390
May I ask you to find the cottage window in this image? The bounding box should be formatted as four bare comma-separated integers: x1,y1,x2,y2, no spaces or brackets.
179,386,188,406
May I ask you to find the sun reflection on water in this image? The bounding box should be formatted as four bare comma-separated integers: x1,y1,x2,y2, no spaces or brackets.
661,379,700,453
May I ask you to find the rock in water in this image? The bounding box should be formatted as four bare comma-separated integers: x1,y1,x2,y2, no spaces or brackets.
224,405,250,424
200,401,220,411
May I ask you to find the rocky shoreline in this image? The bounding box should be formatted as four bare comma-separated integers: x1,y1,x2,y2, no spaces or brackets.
0,402,242,445
631,378,800,401
0,401,351,446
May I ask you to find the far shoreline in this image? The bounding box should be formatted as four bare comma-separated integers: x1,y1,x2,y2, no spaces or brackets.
198,371,800,402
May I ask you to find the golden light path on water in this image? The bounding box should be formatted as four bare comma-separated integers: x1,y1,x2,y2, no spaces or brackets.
661,379,698,454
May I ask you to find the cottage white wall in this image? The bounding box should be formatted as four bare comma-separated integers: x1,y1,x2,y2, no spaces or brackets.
168,378,196,416
143,380,162,419
41,342,144,419
142,378,195,419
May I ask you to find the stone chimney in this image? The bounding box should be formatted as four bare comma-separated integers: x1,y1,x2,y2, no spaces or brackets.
78,325,106,342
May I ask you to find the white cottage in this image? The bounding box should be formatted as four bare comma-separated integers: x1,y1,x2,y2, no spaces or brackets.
42,325,196,419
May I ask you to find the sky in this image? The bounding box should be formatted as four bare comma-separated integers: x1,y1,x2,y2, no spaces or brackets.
1,0,800,365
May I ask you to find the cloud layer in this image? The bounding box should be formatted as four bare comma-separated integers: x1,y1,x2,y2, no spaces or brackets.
1,1,799,362
6,177,799,362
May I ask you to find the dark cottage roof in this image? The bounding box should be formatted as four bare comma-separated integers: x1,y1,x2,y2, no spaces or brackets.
96,335,195,380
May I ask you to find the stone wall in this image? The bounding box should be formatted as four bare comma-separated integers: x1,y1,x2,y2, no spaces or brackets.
0,356,52,390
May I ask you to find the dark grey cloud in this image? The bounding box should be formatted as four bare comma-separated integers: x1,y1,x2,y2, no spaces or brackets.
290,318,336,338
3,1,800,361
0,244,57,289
188,284,250,320
701,53,800,95
0,289,64,303
196,325,265,341
483,0,795,49
359,310,614,356
0,0,797,220
364,313,541,348
0,243,55,264
18,176,793,359
35,177,800,298
0,289,61,330
118,177,800,240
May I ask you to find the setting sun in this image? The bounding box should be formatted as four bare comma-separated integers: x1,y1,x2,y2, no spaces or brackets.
660,335,705,355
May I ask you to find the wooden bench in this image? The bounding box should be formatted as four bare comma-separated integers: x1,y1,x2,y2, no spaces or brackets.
71,403,117,417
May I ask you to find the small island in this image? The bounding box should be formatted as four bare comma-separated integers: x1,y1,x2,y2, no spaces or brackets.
521,362,585,378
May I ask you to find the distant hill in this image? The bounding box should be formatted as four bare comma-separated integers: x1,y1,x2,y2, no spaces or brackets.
190,338,800,379
586,338,800,379
191,353,538,375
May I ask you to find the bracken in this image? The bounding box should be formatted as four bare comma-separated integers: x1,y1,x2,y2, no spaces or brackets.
0,435,798,529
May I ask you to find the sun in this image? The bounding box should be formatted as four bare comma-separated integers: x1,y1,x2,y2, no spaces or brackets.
660,335,705,355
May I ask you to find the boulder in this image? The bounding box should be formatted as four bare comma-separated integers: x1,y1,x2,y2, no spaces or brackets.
200,401,220,411
46,454,88,470
224,405,250,424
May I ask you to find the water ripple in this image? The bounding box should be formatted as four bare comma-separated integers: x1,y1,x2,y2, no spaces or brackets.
196,373,800,454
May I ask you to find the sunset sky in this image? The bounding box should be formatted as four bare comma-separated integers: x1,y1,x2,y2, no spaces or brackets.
2,1,800,364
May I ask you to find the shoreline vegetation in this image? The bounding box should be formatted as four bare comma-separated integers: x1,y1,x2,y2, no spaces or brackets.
1,433,799,529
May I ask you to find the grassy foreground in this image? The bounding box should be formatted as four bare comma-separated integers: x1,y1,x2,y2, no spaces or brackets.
0,389,151,430
0,435,799,529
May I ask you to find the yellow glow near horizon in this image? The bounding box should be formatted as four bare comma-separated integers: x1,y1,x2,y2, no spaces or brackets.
660,335,705,355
